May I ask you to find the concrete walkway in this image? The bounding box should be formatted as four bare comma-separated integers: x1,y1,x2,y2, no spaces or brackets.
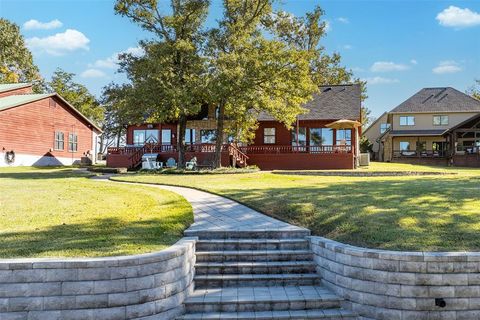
105,178,307,234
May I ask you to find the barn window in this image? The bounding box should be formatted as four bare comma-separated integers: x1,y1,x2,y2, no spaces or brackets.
69,133,78,152
263,128,275,144
54,132,64,150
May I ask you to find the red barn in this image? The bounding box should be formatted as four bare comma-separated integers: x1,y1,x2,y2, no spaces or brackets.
0,83,102,167
107,84,362,170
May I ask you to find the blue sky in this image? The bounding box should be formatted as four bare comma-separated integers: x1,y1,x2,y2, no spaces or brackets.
1,0,479,119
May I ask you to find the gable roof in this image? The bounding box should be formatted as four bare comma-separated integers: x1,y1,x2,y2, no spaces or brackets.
258,84,361,121
0,93,102,133
443,113,480,135
0,83,32,93
363,111,387,135
390,87,480,113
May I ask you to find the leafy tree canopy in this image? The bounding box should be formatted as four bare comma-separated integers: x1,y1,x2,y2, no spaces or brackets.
48,69,104,125
0,18,43,91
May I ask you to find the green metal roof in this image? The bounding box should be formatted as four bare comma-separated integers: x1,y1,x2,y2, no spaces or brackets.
0,94,53,111
0,83,32,93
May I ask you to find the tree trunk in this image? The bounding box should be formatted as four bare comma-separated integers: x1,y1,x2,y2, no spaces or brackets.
177,114,187,169
214,103,225,168
116,129,122,148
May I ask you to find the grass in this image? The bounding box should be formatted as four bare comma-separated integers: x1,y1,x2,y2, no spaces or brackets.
0,167,193,258
113,162,480,252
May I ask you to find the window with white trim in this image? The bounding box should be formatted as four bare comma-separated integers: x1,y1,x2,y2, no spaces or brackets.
263,128,275,144
54,131,64,151
433,115,448,126
399,116,415,126
68,133,78,152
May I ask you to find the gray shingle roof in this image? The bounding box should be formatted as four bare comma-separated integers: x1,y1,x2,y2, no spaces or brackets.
258,84,361,121
390,87,480,113
0,83,32,93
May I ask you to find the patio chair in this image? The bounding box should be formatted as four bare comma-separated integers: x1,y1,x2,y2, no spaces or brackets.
186,157,197,170
166,157,177,168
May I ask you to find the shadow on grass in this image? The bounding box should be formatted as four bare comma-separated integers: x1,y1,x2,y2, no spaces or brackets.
0,216,192,258
0,167,89,180
215,176,480,251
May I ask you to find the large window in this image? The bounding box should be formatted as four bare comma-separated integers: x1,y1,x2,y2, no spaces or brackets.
185,128,196,144
433,115,449,126
291,127,307,146
54,131,64,151
336,129,352,146
399,141,410,151
263,128,275,144
400,116,415,126
133,129,159,145
380,123,391,134
309,128,333,146
68,133,78,152
133,130,146,146
201,129,217,143
161,129,171,145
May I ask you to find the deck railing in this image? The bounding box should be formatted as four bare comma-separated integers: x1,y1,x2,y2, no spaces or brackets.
108,144,352,156
239,145,352,154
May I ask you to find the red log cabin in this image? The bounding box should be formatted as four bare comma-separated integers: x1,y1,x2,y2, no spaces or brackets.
107,84,362,170
0,83,102,167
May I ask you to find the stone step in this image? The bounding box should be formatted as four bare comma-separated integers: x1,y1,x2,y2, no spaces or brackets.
185,285,341,313
195,261,316,275
185,229,311,240
196,239,310,251
195,250,313,262
194,273,320,288
177,309,357,319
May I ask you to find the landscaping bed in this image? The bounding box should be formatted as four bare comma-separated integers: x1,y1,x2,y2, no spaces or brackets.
112,163,480,251
0,167,193,258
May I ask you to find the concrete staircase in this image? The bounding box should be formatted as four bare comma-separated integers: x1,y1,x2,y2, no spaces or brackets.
178,230,357,320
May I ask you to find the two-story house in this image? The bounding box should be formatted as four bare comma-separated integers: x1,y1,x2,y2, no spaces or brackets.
364,87,480,166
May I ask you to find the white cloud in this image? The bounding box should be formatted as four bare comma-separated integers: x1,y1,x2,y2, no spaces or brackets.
363,77,399,85
410,59,418,65
432,60,462,74
343,44,353,50
324,20,331,32
26,29,89,56
23,19,63,30
370,61,409,72
80,69,106,78
436,6,480,28
92,46,145,69
336,17,349,24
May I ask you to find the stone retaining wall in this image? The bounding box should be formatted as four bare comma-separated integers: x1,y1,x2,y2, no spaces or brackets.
0,237,197,320
310,236,480,320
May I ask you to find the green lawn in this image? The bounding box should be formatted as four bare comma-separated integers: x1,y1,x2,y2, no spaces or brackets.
113,163,480,251
0,167,193,258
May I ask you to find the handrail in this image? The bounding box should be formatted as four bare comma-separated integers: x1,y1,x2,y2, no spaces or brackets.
393,150,447,158
228,143,249,167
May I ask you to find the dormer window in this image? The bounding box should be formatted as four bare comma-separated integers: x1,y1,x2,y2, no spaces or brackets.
400,116,415,126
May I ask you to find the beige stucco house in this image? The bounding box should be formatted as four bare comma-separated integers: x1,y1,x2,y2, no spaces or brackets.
364,87,480,166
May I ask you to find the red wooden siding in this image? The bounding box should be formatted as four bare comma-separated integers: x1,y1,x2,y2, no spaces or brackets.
0,86,33,98
0,96,95,157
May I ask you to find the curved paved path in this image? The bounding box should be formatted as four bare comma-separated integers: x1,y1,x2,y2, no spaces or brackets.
102,176,307,234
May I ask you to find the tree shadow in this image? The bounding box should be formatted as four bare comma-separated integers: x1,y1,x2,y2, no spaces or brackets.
215,176,480,251
0,167,89,180
0,215,192,258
